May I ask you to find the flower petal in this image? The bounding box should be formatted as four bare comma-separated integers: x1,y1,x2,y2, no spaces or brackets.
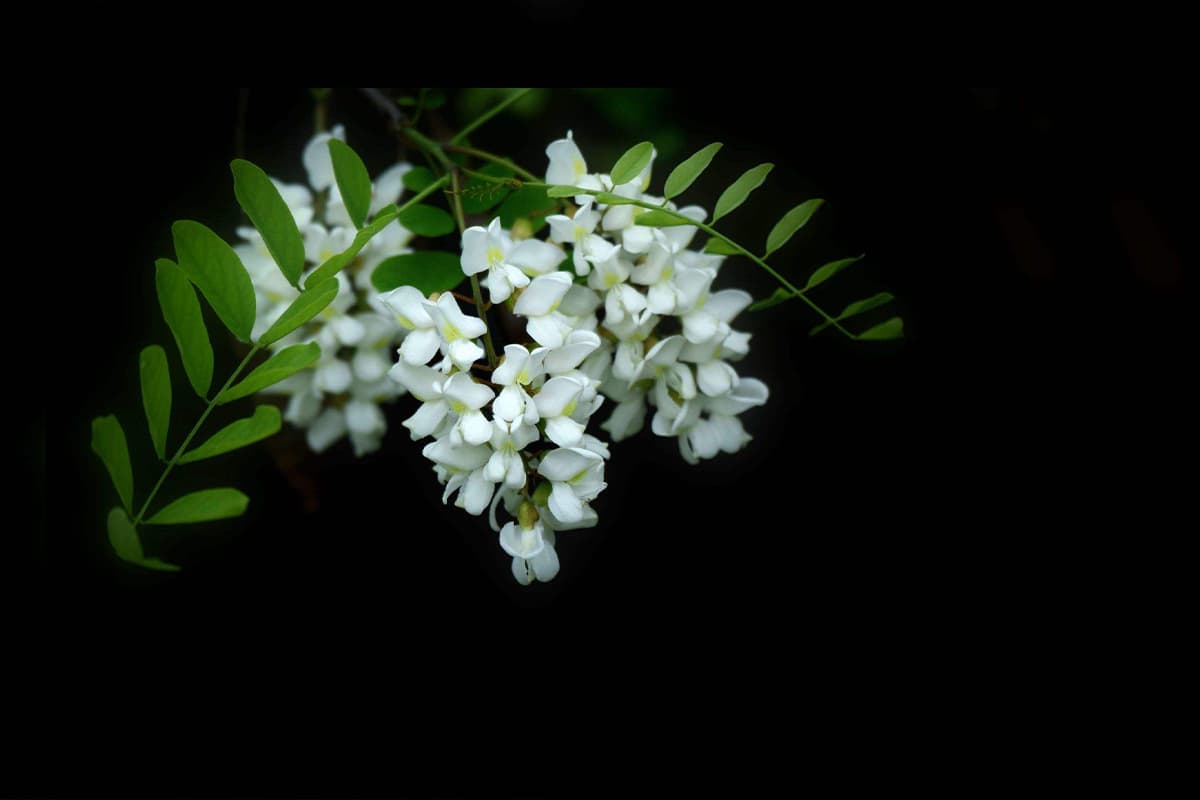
513,272,572,317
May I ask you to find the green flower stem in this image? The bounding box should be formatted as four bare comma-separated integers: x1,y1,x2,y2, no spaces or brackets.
132,344,262,526
523,182,855,339
443,144,538,182
403,127,453,170
450,89,532,145
447,168,499,369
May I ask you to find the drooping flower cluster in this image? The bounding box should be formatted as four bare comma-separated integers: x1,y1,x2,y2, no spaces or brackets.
236,126,417,456
383,130,768,584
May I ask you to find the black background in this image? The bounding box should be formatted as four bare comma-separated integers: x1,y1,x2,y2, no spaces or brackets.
35,85,1189,791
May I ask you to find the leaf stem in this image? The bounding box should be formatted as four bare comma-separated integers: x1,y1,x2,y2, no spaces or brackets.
133,345,262,526
450,88,533,145
538,186,856,339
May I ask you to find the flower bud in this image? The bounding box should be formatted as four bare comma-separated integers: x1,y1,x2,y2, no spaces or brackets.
518,500,539,530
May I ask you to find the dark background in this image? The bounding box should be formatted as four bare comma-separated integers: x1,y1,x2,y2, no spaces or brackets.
45,86,1188,640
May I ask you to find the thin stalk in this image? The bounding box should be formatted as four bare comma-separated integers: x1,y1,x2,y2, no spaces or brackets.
450,88,532,145
449,168,499,369
444,144,538,182
133,345,262,525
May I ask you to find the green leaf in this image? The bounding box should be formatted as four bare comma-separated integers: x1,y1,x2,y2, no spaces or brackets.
219,343,321,403
462,164,514,213
371,252,465,295
179,406,281,464
328,139,372,229
403,167,437,192
257,278,339,347
92,416,134,515
498,185,556,233
397,204,455,237
231,159,305,287
610,141,655,186
145,488,250,525
664,142,723,200
703,238,742,256
155,258,213,397
748,288,795,312
804,255,863,291
107,506,142,560
546,185,581,198
857,317,904,341
809,292,895,335
303,210,398,289
764,199,824,257
634,208,691,227
107,508,180,571
373,203,398,221
593,192,637,205
172,220,256,342
139,346,171,460
712,163,774,223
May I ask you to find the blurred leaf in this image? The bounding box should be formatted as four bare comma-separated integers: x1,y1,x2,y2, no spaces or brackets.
397,204,455,237
373,203,398,220
703,238,742,256
139,346,171,460
857,317,904,341
423,90,446,110
804,255,863,291
145,488,249,525
748,288,795,312
328,139,372,229
257,278,339,346
547,185,581,198
231,159,305,287
712,163,774,223
635,209,690,227
172,220,256,342
499,185,556,233
371,252,464,295
179,406,281,463
107,507,181,571
610,141,654,186
155,259,212,397
810,293,895,335
764,199,824,257
403,167,437,192
462,164,514,213
664,142,722,200
91,415,134,515
219,342,321,403
304,210,398,288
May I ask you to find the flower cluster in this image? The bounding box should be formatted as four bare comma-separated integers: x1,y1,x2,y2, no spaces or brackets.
236,126,417,456
384,131,768,584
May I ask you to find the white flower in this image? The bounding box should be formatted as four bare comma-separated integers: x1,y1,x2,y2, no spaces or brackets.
534,375,588,448
510,527,560,585
485,418,538,489
442,372,495,446
491,344,544,425
302,124,346,192
545,130,604,198
388,361,451,440
422,437,496,516
513,272,574,348
536,447,606,524
673,267,753,345
547,198,606,276
380,286,440,365
460,218,562,303
423,292,488,371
